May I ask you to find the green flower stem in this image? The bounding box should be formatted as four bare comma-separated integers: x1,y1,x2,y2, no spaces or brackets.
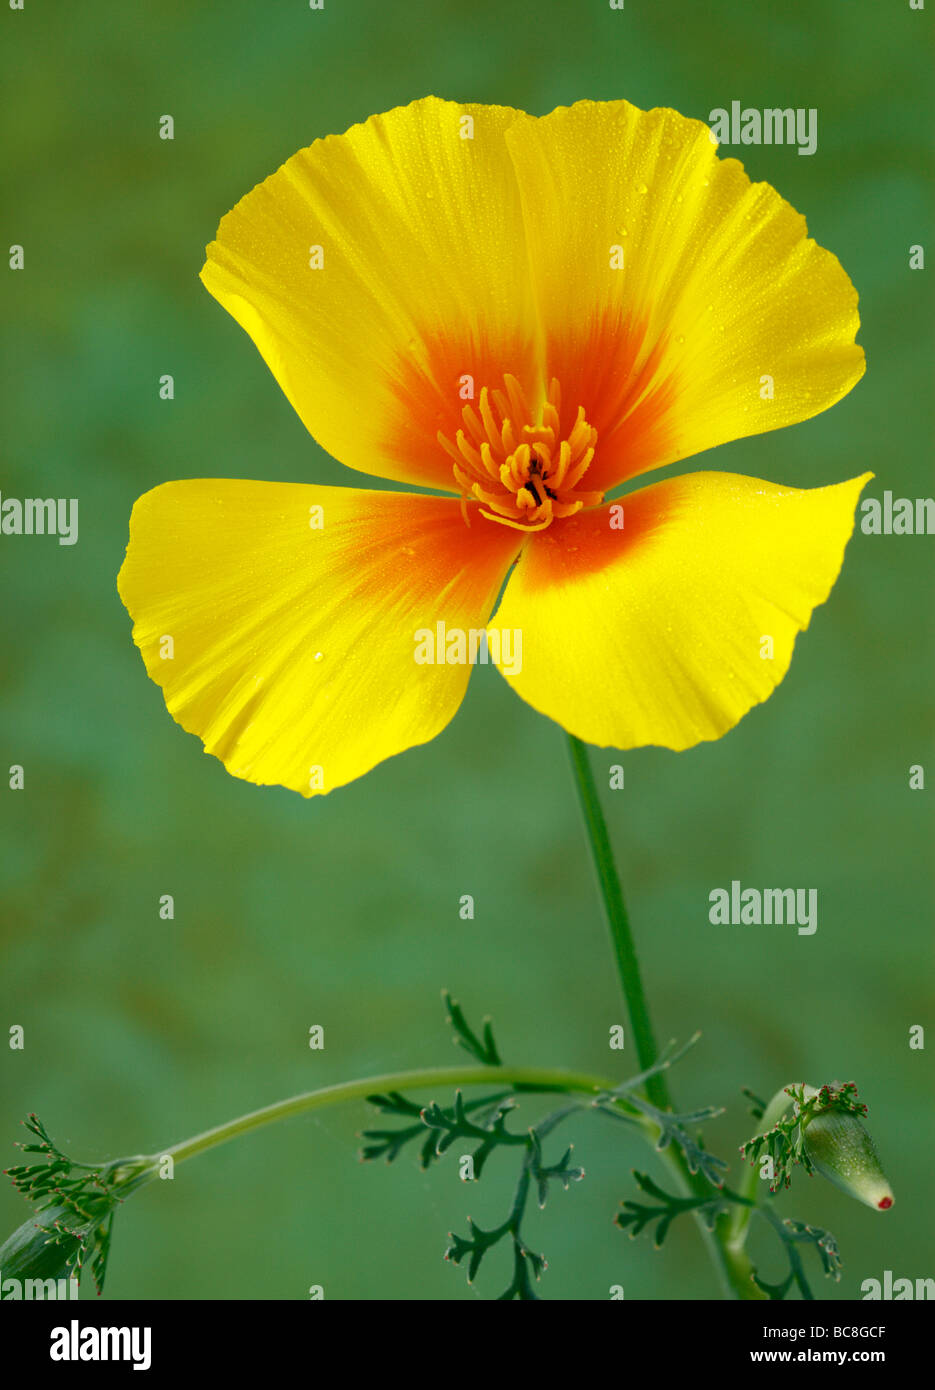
726,1085,794,1250
566,735,670,1113
566,733,764,1301
699,1208,765,1301
163,1066,635,1166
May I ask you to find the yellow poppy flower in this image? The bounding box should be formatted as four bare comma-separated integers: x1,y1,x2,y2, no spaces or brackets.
118,96,869,796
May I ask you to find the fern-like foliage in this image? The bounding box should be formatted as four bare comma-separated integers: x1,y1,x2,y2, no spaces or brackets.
362,995,597,1298
752,1209,843,1300
616,1170,734,1247
361,1002,734,1298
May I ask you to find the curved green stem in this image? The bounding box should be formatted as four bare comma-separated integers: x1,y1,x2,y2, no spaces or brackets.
566,733,764,1300
726,1085,795,1249
162,1066,625,1166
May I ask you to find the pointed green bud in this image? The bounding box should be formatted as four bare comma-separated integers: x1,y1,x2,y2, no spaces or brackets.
3,1113,158,1293
800,1084,894,1211
0,1204,82,1282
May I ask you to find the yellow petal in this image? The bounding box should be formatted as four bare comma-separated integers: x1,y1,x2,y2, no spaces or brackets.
504,100,866,492
491,471,871,750
201,97,538,492
117,482,521,794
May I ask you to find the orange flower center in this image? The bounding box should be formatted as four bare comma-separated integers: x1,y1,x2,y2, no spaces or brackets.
437,375,603,532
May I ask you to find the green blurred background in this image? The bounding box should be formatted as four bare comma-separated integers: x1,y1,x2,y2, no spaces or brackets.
1,0,932,1300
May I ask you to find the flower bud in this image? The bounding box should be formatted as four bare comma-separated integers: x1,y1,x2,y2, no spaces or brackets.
0,1204,82,1282
800,1086,894,1211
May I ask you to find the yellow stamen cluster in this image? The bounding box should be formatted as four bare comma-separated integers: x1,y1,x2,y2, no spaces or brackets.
438,376,602,532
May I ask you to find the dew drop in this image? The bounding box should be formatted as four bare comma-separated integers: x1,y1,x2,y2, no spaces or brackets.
314,652,324,662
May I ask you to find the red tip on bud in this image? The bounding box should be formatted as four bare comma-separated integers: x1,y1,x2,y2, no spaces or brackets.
878,1196,893,1210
